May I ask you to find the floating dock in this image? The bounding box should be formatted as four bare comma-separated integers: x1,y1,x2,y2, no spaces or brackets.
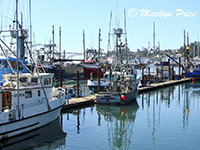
61,78,191,110
62,94,97,110
138,78,191,94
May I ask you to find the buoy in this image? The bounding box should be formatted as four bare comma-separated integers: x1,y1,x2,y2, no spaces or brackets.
121,95,125,100
121,109,125,115
192,78,195,83
94,100,97,104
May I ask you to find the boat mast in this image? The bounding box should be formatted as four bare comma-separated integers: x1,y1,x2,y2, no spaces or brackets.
153,21,155,52
52,25,55,59
98,28,102,58
83,30,85,61
59,26,61,59
16,0,21,119
107,11,112,54
29,0,32,62
124,9,128,64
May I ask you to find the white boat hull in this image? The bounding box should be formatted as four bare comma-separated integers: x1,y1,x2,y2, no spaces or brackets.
96,91,137,105
0,105,62,139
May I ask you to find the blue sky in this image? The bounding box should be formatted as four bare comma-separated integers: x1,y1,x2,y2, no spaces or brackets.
0,0,200,53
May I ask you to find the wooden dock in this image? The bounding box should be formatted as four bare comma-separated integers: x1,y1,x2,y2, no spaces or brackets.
62,94,97,110
138,78,191,94
61,78,191,110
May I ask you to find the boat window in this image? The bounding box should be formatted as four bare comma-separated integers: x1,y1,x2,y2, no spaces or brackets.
18,63,23,71
25,91,32,98
19,77,28,83
10,61,16,69
31,77,38,83
44,77,51,85
38,90,40,96
3,61,7,68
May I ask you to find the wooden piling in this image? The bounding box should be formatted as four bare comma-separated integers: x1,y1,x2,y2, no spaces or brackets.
142,67,144,86
77,71,79,98
148,67,151,81
161,66,163,80
109,68,112,90
156,67,158,83
178,57,181,79
98,68,100,92
60,71,63,87
168,58,171,81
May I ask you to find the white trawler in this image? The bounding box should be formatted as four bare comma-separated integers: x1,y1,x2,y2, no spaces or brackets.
0,72,65,139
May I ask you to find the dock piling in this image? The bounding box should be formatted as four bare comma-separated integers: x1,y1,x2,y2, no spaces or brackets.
168,58,171,81
98,68,100,92
156,67,158,83
60,71,63,87
178,57,181,79
109,68,112,90
77,71,79,98
161,66,163,80
142,67,144,86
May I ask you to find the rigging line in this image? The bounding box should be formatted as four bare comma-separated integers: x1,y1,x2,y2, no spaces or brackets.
0,43,15,74
0,38,32,73
25,40,51,111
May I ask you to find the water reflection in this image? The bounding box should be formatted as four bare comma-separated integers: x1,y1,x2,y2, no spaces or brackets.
96,103,139,150
138,82,200,143
0,118,66,150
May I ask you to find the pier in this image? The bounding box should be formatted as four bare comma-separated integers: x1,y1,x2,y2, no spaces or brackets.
61,78,191,110
62,94,97,110
138,78,191,94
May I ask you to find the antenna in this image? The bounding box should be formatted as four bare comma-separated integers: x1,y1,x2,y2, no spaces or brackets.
107,11,112,53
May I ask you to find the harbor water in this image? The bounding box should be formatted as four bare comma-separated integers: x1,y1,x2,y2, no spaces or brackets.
1,81,200,150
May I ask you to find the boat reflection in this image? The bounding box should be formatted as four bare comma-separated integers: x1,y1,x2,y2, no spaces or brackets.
139,82,198,134
96,102,139,150
0,118,66,150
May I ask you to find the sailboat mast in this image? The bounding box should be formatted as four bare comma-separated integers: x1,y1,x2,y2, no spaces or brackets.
16,0,21,119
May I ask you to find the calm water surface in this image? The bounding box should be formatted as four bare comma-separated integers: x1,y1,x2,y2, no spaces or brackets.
2,82,200,150
62,82,200,150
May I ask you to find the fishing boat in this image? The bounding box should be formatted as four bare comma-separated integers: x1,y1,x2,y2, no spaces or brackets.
96,10,138,104
0,56,28,85
0,72,65,140
0,0,65,140
96,72,138,105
